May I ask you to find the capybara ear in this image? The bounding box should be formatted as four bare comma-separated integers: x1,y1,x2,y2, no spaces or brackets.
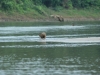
39,32,46,39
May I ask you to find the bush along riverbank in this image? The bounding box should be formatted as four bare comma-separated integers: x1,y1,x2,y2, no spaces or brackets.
0,0,100,22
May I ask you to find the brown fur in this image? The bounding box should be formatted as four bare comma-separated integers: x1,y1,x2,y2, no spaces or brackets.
50,15,64,22
39,32,46,39
57,16,64,22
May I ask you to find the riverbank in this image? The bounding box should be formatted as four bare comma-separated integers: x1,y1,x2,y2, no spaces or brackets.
0,9,100,22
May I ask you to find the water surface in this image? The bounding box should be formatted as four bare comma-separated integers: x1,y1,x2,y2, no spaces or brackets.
0,22,100,75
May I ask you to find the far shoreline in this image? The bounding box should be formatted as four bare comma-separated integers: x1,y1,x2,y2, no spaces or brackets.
0,17,100,22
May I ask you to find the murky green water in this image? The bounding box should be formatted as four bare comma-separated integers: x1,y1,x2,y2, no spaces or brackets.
0,22,100,75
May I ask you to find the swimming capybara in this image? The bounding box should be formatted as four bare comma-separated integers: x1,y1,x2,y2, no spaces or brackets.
39,32,46,39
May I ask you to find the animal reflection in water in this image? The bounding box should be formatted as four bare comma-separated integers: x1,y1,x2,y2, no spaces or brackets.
39,32,46,44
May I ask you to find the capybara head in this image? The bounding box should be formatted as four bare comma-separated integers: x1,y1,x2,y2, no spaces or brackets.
39,32,46,39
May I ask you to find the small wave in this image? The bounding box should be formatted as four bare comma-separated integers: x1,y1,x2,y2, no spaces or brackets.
47,34,100,37
0,26,85,34
1,43,100,48
0,36,100,43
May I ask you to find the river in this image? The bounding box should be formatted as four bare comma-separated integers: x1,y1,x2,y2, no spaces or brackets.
0,21,100,75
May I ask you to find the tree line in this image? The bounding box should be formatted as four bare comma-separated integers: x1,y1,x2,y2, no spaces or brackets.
0,0,100,11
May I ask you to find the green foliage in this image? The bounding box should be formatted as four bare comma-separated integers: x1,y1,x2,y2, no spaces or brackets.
0,0,100,12
19,0,33,10
43,0,61,7
32,0,42,5
61,0,73,9
33,5,47,15
0,0,16,11
71,0,100,9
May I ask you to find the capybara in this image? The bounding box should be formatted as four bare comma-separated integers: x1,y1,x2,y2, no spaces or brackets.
39,32,46,39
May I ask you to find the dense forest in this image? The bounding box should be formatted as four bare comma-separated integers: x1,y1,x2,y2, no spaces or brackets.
0,0,100,11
